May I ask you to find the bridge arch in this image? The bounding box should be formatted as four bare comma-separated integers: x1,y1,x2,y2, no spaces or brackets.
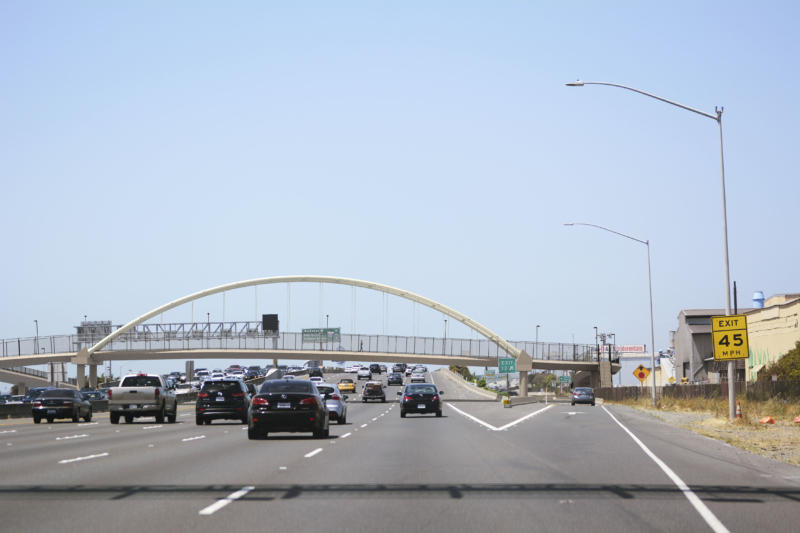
87,276,521,359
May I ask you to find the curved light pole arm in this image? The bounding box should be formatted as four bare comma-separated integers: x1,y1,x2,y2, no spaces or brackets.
572,81,718,121
564,222,647,245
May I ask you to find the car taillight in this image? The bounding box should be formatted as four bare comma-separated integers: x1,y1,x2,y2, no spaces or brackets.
154,388,160,398
198,393,209,398
431,396,439,401
32,401,42,407
299,397,318,406
573,393,579,396
107,390,112,400
330,394,341,401
403,396,413,402
252,397,269,406
231,392,245,398
62,401,73,406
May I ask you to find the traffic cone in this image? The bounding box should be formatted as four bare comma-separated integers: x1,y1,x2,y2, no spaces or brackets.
759,416,776,424
794,416,800,424
735,402,742,419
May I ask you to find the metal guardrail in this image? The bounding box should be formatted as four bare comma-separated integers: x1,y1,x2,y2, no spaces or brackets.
2,332,600,363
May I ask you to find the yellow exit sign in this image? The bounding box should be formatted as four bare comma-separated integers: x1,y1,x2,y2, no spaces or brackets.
710,314,749,361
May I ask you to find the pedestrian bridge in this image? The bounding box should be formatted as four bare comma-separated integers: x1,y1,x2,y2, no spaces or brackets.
1,275,620,391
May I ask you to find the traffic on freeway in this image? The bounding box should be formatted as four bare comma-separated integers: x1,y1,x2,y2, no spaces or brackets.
1,365,798,533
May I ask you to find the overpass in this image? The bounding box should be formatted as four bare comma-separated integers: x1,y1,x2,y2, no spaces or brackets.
1,275,621,392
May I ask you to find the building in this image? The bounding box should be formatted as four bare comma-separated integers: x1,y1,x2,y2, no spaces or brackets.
744,293,800,380
674,308,752,384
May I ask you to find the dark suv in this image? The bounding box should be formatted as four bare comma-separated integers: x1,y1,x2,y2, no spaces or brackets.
308,367,324,378
369,364,382,375
196,380,252,425
392,364,405,373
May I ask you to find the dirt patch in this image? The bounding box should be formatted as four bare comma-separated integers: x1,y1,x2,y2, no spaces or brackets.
611,397,800,466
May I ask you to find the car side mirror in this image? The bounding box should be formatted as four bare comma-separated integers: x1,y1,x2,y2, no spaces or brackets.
396,391,401,395
343,395,349,400
439,391,444,394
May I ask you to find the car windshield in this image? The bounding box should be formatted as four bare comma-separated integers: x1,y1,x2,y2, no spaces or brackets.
202,381,241,392
40,389,75,398
407,386,437,394
120,376,161,387
259,381,314,394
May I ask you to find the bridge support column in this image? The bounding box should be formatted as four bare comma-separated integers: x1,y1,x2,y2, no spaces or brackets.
519,370,528,397
89,365,98,389
17,382,27,395
76,364,85,389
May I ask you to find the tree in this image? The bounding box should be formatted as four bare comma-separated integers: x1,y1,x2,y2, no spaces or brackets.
760,341,800,381
449,365,474,381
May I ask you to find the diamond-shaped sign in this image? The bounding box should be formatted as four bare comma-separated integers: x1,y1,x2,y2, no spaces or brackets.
633,364,650,382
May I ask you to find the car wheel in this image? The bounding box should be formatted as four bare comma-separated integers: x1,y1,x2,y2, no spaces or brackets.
155,406,165,424
312,426,324,439
436,410,443,417
47,417,54,424
72,410,80,423
204,418,212,425
400,412,406,418
571,402,575,406
167,406,177,423
362,398,366,403
247,425,260,440
84,408,92,423
196,415,203,426
110,413,120,424
33,416,41,424
125,414,133,424
241,415,248,425
381,398,386,403
592,402,595,406
323,425,330,438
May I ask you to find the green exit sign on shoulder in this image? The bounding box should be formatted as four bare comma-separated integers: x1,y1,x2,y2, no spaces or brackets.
498,358,516,373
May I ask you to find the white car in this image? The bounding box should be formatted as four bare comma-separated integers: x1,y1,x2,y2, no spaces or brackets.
229,370,244,380
405,367,414,376
309,376,324,385
345,366,356,373
410,371,426,383
357,368,372,380
210,372,225,380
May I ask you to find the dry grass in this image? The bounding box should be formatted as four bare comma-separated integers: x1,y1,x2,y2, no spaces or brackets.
609,395,800,466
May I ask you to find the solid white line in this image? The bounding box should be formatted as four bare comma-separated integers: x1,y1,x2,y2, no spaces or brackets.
59,452,109,464
56,434,89,440
182,436,206,442
199,486,255,516
602,407,730,533
341,432,351,438
305,448,323,458
447,403,553,431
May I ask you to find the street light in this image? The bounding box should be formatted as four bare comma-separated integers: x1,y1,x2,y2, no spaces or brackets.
34,320,39,356
566,80,734,417
566,222,656,406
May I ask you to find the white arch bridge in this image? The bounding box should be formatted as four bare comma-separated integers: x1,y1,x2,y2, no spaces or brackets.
1,276,620,394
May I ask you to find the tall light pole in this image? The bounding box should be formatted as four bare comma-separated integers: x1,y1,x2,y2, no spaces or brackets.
535,325,540,360
566,222,656,406
34,320,39,356
566,80,734,417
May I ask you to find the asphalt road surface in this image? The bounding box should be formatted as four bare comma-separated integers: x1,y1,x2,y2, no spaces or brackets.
1,369,798,533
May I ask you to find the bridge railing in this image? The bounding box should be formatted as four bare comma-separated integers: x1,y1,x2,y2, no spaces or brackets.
2,332,599,363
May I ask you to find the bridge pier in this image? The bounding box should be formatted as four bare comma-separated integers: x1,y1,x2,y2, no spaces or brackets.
76,364,85,389
519,370,528,397
89,365,98,389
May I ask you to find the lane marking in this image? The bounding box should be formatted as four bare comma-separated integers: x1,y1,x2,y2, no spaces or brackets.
56,434,89,440
341,432,352,438
142,425,162,430
360,424,368,428
447,404,553,431
602,407,730,533
59,452,109,464
0,430,17,434
77,422,98,427
305,448,323,458
182,436,206,442
199,486,255,516
372,418,378,421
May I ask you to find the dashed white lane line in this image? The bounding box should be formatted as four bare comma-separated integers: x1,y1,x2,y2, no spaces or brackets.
0,430,17,434
59,452,109,464
142,425,162,430
602,406,730,533
360,424,368,428
56,434,89,441
372,418,378,421
341,432,352,439
182,436,206,442
446,404,553,431
305,448,323,458
77,422,98,427
199,486,255,516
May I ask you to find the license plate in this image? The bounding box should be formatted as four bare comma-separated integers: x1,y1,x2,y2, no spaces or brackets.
278,402,291,409
47,409,55,415
417,404,426,409
215,397,225,402
129,404,137,409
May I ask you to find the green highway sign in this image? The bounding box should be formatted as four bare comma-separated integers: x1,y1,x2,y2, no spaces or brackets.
559,376,570,383
302,328,340,343
498,358,516,373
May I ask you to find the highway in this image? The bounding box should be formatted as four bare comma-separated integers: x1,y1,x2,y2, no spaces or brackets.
1,369,798,533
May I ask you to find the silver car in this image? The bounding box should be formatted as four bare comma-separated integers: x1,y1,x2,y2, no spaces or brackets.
315,383,348,425
410,371,426,383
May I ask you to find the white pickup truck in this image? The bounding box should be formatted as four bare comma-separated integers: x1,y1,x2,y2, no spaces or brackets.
108,373,179,424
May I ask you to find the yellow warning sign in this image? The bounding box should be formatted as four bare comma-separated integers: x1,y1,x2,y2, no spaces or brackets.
633,364,650,383
711,314,749,361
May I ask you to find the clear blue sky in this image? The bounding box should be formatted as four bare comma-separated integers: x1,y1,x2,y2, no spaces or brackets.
2,1,798,381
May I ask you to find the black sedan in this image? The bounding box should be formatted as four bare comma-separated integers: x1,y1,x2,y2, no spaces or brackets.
398,384,444,418
248,379,329,440
32,389,92,423
387,372,404,386
196,380,252,425
571,387,596,406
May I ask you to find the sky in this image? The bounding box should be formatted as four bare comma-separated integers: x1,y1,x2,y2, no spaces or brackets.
1,1,798,384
